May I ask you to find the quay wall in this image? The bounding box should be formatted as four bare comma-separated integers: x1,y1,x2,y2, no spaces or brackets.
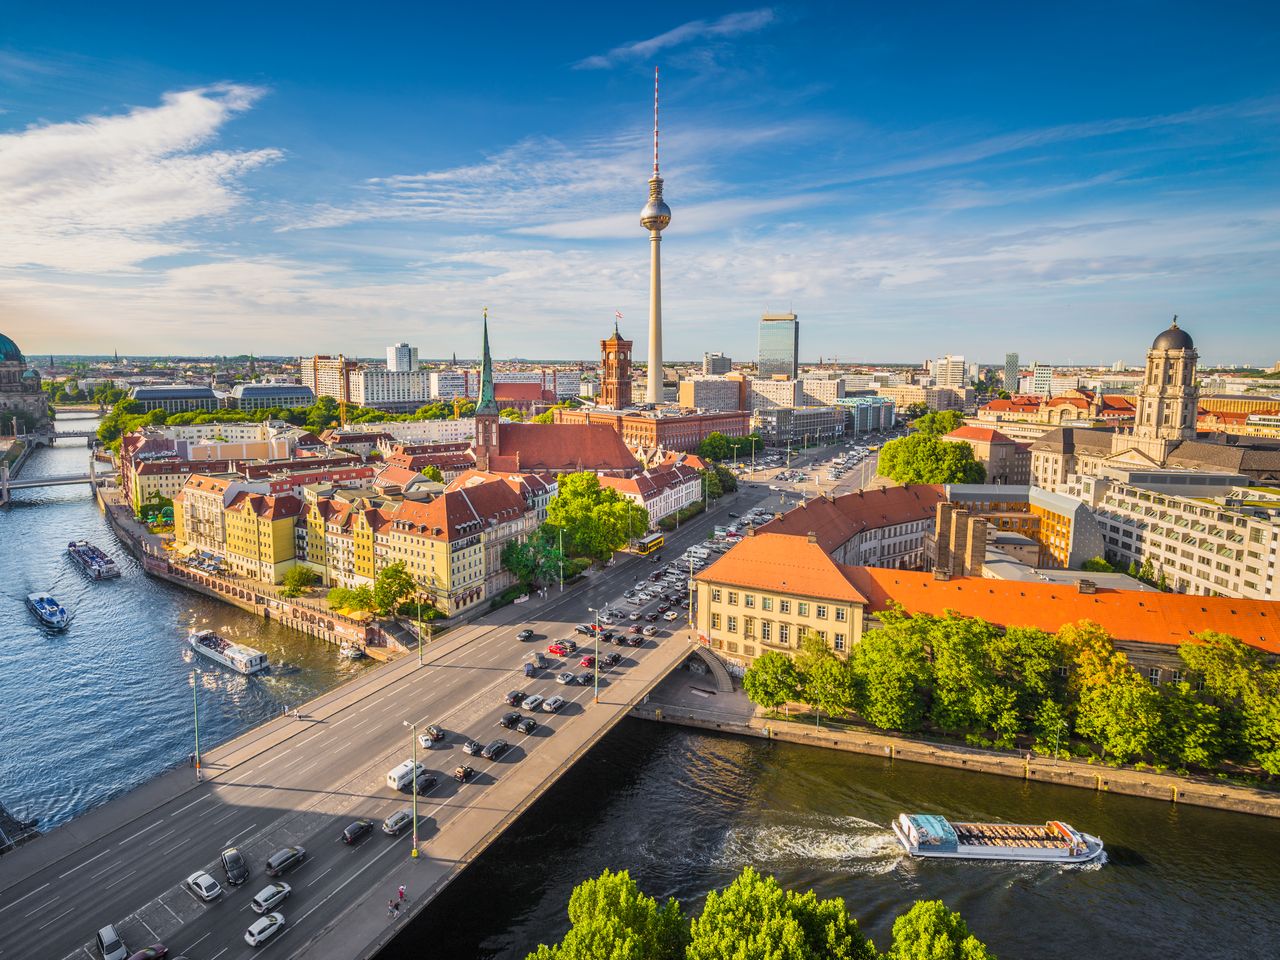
632,704,1280,821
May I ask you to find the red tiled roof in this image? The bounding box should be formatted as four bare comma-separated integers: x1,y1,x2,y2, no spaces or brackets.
694,532,868,603
494,382,550,403
386,479,526,541
756,485,945,555
225,491,304,521
944,426,1015,444
982,400,1042,414
488,423,640,474
843,568,1280,655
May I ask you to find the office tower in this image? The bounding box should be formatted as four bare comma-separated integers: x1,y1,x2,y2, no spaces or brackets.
932,354,967,389
387,342,418,373
1004,352,1019,390
702,352,732,375
758,313,799,379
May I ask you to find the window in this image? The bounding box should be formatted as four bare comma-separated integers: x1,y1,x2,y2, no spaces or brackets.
815,605,828,619
1058,666,1069,678
834,633,846,651
710,588,721,602
1171,669,1183,683
779,599,791,614
797,602,809,617
727,616,738,633
727,591,739,605
835,607,847,622
1147,667,1160,687
778,623,790,644
710,613,721,630
761,621,772,641
762,596,773,611
744,594,755,609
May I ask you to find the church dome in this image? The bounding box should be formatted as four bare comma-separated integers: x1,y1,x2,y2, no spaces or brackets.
0,332,23,363
1152,318,1193,351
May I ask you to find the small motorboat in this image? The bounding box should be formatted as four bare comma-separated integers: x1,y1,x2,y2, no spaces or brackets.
27,593,71,630
339,642,365,660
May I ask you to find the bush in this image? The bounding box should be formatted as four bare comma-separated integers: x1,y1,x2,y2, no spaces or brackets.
489,584,529,611
657,500,705,531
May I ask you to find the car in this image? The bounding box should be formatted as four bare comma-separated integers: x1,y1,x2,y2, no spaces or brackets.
454,764,475,782
579,655,595,668
221,847,250,885
574,624,594,636
96,925,128,960
543,695,566,712
663,610,679,621
462,739,483,755
644,613,659,622
601,630,617,642
524,662,536,678
547,642,569,656
628,625,642,635
628,611,641,621
516,716,538,734
641,626,658,638
657,603,670,613
417,732,437,749
575,672,593,685
400,770,437,794
728,511,739,518
523,693,545,711
264,846,306,877
251,882,292,913
499,711,522,729
422,724,445,742
482,738,509,760
556,671,575,685
244,912,285,948
605,652,623,666
342,819,374,845
125,947,168,960
528,652,548,668
382,810,413,836
516,629,535,641
505,690,527,706
648,554,662,563
185,870,222,901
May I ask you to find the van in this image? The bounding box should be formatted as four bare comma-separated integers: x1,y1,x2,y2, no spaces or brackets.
264,845,307,877
96,925,128,960
687,546,709,560
386,760,426,790
523,662,536,678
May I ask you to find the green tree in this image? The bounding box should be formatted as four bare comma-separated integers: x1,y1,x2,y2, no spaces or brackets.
329,584,375,613
902,402,929,420
373,561,417,615
876,435,985,485
910,410,964,436
713,464,737,494
526,868,686,960
927,614,1003,734
804,657,856,723
1138,557,1155,584
699,468,723,500
280,566,318,598
1059,622,1162,763
1181,632,1280,774
1080,556,1114,573
742,651,801,713
502,528,567,587
420,465,445,482
500,407,525,422
547,472,650,561
687,867,875,960
697,432,731,461
1157,681,1226,769
884,900,995,960
1032,699,1071,758
846,608,933,732
531,411,556,424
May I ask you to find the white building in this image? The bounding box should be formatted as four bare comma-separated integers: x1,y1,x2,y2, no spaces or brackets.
429,369,579,401
350,368,433,410
387,342,419,373
338,420,476,443
931,355,967,389
800,377,845,406
598,463,703,529
750,378,803,410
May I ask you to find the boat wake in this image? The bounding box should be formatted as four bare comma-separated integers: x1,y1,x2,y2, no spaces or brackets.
715,816,902,875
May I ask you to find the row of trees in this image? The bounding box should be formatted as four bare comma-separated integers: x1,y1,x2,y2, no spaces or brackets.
318,561,418,616
697,430,764,462
875,410,985,485
529,867,993,960
743,610,1280,775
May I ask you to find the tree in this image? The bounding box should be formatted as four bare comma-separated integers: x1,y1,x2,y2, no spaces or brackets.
697,432,731,461
502,528,567,587
1157,681,1226,769
700,468,723,501
1181,631,1280,774
526,868,686,960
531,411,556,424
804,657,856,723
328,584,375,613
876,434,985,485
927,614,1003,734
687,867,875,960
373,561,417,615
420,465,445,482
500,407,525,422
910,410,964,436
547,472,650,561
743,651,801,713
846,608,933,732
280,566,318,598
1080,556,1114,573
1059,622,1162,762
884,901,995,960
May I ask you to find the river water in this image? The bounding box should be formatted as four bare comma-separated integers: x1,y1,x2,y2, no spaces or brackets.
0,417,371,831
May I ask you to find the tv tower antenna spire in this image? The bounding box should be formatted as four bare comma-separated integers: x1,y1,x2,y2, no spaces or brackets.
640,66,672,405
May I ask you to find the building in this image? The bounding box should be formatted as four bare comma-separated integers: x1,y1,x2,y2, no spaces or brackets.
304,355,359,405
642,70,672,404
387,342,418,373
223,492,304,583
128,385,220,414
598,462,702,528
599,325,633,409
750,378,803,410
941,426,1030,485
978,391,1136,428
752,406,845,447
703,352,732,375
758,313,799,379
0,330,50,435
229,383,315,411
875,384,972,412
339,420,475,445
1004,353,1019,390
428,368,580,402
931,355,967,389
678,376,748,412
349,368,433,412
834,395,896,435
554,406,750,454
1030,363,1054,397
943,484,1106,569
801,377,846,406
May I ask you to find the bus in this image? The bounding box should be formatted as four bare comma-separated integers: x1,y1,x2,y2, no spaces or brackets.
634,532,664,556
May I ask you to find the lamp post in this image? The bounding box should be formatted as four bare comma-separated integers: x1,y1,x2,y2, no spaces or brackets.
558,527,564,593
416,597,424,666
588,607,601,703
191,666,202,782
1053,718,1067,764
402,720,419,858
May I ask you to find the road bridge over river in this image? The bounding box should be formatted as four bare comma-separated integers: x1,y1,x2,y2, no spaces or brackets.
0,486,771,960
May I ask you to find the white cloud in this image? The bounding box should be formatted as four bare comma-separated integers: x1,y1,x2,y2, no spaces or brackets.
0,84,280,272
574,9,776,70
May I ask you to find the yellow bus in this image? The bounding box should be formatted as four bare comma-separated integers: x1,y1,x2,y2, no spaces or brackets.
634,532,665,556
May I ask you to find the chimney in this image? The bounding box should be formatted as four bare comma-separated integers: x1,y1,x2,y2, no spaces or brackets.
934,568,952,581
964,517,987,578
948,508,969,576
1077,579,1096,594
934,502,955,574
807,531,818,543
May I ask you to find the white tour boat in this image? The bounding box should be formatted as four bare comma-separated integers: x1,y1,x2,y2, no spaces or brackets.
27,593,71,629
188,629,270,675
67,540,121,580
892,813,1104,864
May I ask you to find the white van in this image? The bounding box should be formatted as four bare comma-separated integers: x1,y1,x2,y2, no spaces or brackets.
386,760,426,790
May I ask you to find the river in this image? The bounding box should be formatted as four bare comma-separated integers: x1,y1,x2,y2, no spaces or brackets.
0,417,372,831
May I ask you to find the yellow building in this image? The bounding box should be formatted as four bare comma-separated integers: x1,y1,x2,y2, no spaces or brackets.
694,532,866,671
223,492,304,583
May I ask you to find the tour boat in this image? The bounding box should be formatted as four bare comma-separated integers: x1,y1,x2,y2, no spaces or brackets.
188,629,270,675
27,593,71,630
67,540,121,580
338,642,365,660
892,813,1104,864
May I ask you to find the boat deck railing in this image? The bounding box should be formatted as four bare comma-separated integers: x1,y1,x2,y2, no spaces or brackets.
951,822,1069,849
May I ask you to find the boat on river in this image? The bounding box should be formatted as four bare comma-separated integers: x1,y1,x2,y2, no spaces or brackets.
188,629,269,675
27,593,71,629
67,540,120,580
338,642,365,660
892,813,1104,864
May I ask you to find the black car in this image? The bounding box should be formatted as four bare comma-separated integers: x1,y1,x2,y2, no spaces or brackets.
574,624,594,636
604,652,622,666
644,612,660,622
575,673,593,686
408,771,438,794
462,739,483,756
342,819,374,845
499,711,522,729
516,629,534,641
648,554,662,563
221,846,250,885
504,690,526,706
482,739,509,760
516,717,538,734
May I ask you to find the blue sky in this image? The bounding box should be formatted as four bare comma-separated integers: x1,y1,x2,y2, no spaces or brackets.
1,2,1277,364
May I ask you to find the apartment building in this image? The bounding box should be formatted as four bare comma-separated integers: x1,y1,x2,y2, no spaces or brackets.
598,462,703,528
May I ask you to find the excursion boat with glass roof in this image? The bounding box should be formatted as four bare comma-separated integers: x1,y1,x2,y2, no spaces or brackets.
27,593,70,629
67,540,121,580
188,629,270,675
892,813,1104,864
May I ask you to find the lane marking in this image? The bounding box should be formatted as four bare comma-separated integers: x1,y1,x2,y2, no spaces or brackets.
162,901,183,924
117,818,165,845
224,822,259,847
136,914,159,940
209,808,241,826
210,948,228,960
35,905,75,931
289,833,404,933
102,868,137,890
161,836,192,856
303,866,333,888
57,849,110,878
89,861,123,881
24,895,59,917
170,795,212,817
149,827,178,845
182,933,212,954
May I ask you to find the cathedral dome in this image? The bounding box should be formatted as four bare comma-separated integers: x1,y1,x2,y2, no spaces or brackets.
1152,318,1193,351
0,332,23,364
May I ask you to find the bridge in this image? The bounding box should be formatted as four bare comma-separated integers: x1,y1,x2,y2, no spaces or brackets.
3,470,118,490
0,488,765,960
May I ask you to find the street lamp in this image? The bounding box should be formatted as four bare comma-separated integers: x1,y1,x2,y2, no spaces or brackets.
402,720,420,858
191,666,202,782
588,606,602,703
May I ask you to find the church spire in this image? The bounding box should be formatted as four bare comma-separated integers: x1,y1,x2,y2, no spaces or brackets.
476,307,498,415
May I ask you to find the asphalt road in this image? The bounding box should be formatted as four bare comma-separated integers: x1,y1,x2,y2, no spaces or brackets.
0,488,769,960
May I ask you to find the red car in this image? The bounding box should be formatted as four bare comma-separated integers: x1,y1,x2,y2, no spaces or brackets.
628,625,642,635
548,643,569,656
127,949,169,960
579,655,595,668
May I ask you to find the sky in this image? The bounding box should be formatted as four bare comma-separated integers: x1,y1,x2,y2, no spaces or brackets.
1,2,1278,365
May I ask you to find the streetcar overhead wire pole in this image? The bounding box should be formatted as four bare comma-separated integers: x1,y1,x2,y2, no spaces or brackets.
191,666,202,782
403,720,420,858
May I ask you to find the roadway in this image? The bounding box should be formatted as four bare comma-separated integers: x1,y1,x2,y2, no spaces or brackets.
0,484,775,960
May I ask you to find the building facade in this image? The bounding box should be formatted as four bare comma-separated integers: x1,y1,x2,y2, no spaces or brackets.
128,385,220,414
800,377,846,406
598,326,633,409
751,406,845,447
678,376,747,412
1004,353,1019,390
941,426,1030,485
387,342,418,373
758,313,799,379
833,395,896,435
749,378,803,410
702,352,732,375
598,462,702,528
0,330,50,436
229,383,315,411
554,406,750,453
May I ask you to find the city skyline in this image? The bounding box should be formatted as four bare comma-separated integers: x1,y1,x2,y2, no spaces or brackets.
1,4,1278,363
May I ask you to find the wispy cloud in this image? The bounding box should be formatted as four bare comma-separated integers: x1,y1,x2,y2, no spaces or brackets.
574,9,776,70
0,83,280,272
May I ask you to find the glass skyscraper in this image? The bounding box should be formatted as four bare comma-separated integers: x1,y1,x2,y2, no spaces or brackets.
1004,352,1019,391
758,313,799,379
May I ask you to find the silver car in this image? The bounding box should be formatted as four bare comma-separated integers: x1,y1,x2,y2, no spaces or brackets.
251,882,291,914
542,695,566,712
382,810,413,836
185,869,223,901
245,911,286,946
523,694,545,711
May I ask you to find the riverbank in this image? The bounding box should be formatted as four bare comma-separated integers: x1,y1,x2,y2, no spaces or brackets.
635,675,1280,820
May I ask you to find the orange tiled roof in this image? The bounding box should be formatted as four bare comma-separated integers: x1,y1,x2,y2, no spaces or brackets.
226,491,304,521
488,423,640,474
694,532,868,603
944,426,1015,444
842,568,1280,654
756,485,945,555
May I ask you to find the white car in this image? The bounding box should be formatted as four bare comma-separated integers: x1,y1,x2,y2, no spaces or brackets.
542,695,566,712
185,869,223,901
663,610,679,621
251,882,291,914
556,672,575,685
245,911,286,946
523,694,545,711
417,733,436,749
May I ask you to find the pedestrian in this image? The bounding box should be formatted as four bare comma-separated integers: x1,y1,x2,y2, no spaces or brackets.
387,899,396,918
398,884,406,902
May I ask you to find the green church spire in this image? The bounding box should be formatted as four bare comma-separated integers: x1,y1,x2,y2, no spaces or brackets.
476,306,498,415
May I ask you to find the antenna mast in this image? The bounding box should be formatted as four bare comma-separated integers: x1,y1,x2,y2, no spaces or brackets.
653,66,660,176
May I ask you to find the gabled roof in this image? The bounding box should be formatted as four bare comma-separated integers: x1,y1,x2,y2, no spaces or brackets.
225,492,304,521
755,485,946,554
944,426,1016,444
694,532,868,603
487,422,640,474
842,567,1280,655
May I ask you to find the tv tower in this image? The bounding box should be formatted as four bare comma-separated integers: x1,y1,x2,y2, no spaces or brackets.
640,66,671,405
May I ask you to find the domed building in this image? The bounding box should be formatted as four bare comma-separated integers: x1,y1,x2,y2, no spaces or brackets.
0,330,51,436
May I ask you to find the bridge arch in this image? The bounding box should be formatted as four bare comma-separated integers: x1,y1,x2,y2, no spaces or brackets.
683,646,734,693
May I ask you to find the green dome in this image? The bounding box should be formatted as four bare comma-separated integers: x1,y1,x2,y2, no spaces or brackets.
0,332,22,363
